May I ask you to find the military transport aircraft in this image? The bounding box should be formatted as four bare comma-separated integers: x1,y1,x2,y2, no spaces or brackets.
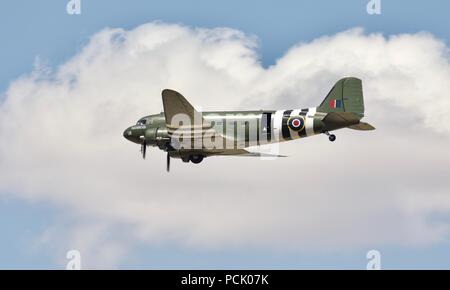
123,77,375,171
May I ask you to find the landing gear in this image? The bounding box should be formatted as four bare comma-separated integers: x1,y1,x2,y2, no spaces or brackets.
190,155,204,164
324,131,336,142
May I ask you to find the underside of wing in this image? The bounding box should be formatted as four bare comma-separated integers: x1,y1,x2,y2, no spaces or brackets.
207,149,286,158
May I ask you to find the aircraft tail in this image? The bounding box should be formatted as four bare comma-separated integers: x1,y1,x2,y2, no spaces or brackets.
317,77,365,118
317,77,375,131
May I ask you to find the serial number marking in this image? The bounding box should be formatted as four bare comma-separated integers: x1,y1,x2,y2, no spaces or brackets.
225,274,269,285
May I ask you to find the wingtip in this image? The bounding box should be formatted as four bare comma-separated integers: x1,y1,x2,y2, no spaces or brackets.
161,88,174,95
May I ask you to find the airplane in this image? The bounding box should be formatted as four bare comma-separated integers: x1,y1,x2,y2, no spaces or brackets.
123,77,375,172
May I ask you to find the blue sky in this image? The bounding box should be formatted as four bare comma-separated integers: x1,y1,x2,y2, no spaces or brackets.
2,0,450,93
1,0,450,269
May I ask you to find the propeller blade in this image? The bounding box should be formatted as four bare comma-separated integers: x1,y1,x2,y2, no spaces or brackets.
166,152,170,172
141,141,146,159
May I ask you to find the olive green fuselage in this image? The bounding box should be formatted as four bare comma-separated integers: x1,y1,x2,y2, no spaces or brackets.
124,108,330,156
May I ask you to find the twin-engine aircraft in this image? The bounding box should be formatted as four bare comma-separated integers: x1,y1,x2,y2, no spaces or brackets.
123,77,375,171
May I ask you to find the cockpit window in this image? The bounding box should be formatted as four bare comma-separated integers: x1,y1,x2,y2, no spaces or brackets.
137,119,147,125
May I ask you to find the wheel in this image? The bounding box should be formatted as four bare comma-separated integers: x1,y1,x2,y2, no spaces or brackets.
329,134,336,142
190,155,204,164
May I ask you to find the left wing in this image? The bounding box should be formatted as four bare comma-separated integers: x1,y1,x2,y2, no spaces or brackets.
162,89,230,150
162,89,208,129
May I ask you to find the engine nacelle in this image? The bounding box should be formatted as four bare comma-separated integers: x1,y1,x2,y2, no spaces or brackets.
145,127,170,149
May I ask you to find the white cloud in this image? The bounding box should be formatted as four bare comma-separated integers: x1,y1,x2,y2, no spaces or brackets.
1,23,450,268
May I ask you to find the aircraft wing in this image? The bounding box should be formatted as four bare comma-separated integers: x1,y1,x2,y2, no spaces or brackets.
162,89,208,128
211,149,287,158
162,89,234,149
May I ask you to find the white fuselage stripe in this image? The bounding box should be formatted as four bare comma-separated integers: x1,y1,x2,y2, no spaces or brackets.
273,110,284,142
305,107,316,136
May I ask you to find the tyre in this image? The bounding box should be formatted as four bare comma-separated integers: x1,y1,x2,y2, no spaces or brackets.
190,155,204,164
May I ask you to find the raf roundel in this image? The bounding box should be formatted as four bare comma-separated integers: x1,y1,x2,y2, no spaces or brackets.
287,116,305,131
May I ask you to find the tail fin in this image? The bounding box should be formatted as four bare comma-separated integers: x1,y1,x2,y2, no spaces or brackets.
317,77,365,118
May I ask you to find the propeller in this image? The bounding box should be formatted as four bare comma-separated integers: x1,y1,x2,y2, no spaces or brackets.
141,141,147,159
166,152,171,172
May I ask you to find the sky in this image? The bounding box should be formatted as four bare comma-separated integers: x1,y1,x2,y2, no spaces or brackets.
1,0,450,269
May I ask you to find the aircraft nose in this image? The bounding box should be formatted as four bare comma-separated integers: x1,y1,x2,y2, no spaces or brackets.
123,126,145,144
123,127,132,140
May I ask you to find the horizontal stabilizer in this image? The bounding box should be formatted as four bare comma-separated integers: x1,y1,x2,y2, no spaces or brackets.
322,112,361,131
348,122,376,131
